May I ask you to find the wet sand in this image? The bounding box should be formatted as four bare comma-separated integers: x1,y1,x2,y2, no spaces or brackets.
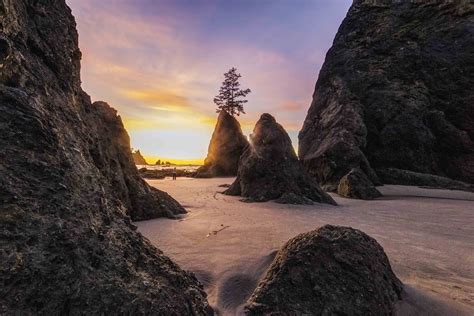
136,178,474,315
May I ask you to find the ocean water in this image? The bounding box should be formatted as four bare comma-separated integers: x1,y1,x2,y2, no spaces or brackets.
136,164,200,172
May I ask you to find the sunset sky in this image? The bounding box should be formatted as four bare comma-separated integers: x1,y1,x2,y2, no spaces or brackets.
66,0,351,164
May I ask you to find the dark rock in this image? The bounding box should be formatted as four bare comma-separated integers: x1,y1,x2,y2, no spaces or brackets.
138,167,195,179
274,192,315,205
299,1,474,195
195,111,249,177
86,101,185,221
138,168,166,179
132,149,148,165
246,225,403,315
0,1,210,314
338,168,382,200
225,114,336,205
377,168,474,192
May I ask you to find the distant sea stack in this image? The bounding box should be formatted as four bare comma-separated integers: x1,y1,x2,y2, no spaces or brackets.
132,149,148,165
299,1,474,196
225,114,336,205
246,225,403,315
195,110,248,177
0,1,210,314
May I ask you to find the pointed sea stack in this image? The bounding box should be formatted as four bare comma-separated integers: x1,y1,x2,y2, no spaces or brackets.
195,110,249,177
299,1,474,197
0,1,210,314
225,114,336,205
246,225,403,315
132,149,148,165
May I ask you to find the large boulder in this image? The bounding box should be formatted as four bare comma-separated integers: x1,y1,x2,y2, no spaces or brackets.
195,110,248,177
225,114,336,205
246,225,403,315
299,1,474,196
0,0,210,314
132,149,148,165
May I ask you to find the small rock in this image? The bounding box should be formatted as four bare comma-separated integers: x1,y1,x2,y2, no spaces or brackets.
338,168,382,200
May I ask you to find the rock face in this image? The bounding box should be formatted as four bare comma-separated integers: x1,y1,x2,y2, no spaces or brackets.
195,111,248,177
246,225,403,315
377,168,474,192
225,114,336,205
338,168,382,200
132,149,148,165
0,1,210,314
87,101,186,221
299,1,474,195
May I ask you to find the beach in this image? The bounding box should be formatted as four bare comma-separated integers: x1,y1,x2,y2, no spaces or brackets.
137,178,474,315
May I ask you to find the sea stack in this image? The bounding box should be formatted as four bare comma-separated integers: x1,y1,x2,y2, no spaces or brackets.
246,225,403,315
225,114,336,205
0,1,210,314
132,149,148,165
87,101,185,220
195,110,249,177
299,1,474,197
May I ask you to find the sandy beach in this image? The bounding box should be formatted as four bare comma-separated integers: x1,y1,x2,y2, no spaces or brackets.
137,178,474,315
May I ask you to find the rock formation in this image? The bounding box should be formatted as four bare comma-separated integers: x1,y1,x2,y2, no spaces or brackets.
299,1,474,196
246,225,403,315
132,149,148,165
338,168,382,200
0,0,210,314
225,114,336,205
377,168,474,192
87,101,185,221
139,167,195,179
195,110,248,177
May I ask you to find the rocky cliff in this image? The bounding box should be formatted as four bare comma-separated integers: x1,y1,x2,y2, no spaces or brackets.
0,0,210,314
299,1,474,194
132,149,148,165
195,110,248,177
225,114,336,205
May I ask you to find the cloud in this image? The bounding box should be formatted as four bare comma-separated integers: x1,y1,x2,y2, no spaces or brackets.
280,100,305,112
122,117,164,130
121,89,190,112
66,0,350,160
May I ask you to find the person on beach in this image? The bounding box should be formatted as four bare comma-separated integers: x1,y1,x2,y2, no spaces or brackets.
172,167,177,180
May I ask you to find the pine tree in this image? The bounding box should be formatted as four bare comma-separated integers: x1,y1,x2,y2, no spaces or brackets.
214,67,251,116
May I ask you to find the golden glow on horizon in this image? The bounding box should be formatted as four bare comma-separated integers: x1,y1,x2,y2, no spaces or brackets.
122,117,166,130
66,0,350,162
144,156,204,165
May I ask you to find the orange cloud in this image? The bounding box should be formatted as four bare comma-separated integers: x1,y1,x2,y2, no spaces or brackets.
280,100,304,111
121,89,190,112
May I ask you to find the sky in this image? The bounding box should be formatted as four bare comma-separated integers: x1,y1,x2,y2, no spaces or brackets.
66,0,352,164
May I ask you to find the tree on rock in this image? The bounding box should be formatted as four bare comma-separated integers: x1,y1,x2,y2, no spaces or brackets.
214,67,251,116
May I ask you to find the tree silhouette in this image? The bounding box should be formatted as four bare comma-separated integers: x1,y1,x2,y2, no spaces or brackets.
214,67,251,116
